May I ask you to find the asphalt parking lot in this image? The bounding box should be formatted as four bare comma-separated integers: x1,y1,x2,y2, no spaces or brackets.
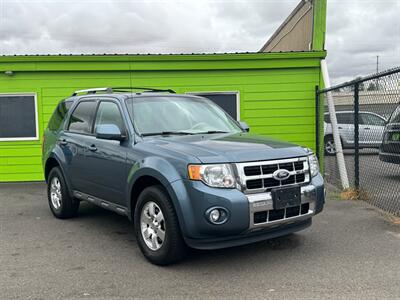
1,183,400,299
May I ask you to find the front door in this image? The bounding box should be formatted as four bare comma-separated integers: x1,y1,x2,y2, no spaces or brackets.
84,100,128,206
359,113,386,147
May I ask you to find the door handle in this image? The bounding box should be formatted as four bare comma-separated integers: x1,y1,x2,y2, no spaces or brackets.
364,127,371,130
58,139,68,146
88,145,97,152
338,126,343,129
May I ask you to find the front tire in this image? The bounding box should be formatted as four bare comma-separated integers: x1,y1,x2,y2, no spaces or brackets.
47,167,79,219
134,185,187,265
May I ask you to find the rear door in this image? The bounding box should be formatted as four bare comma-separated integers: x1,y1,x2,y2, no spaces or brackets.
336,113,355,146
60,100,97,193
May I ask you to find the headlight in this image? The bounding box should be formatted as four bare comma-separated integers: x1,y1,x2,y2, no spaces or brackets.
188,164,236,188
308,154,320,177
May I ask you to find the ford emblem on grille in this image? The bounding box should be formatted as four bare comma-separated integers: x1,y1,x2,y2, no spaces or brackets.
272,169,290,181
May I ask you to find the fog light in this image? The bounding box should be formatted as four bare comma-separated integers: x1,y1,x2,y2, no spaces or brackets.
205,207,229,224
210,209,220,222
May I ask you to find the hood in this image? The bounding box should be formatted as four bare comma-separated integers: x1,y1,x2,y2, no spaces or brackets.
144,132,310,163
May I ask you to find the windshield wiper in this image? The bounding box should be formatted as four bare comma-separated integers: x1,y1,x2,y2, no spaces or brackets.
194,130,230,134
141,131,194,137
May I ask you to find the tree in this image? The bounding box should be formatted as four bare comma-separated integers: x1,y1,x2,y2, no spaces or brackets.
367,82,377,91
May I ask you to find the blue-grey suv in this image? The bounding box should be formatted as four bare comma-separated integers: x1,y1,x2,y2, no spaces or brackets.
43,87,325,265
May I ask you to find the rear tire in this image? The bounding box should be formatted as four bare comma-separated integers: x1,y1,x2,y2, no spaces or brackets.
47,167,79,219
324,135,336,156
134,185,187,265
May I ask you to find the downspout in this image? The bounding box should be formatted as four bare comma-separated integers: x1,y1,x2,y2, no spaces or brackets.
321,60,350,189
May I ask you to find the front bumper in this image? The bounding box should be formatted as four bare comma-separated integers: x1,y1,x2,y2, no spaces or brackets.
185,219,312,250
170,174,325,250
379,151,400,164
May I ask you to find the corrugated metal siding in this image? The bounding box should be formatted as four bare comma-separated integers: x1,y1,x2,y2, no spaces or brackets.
260,1,313,52
0,53,323,181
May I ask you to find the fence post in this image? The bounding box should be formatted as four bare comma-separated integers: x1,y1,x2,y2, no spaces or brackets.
354,83,360,189
321,60,350,189
315,85,320,160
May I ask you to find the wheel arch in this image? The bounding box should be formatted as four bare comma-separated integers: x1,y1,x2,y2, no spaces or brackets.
127,168,188,236
44,157,60,183
44,153,74,197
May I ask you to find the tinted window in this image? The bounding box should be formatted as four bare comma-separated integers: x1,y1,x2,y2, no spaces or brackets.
94,101,126,134
0,95,37,139
360,113,385,126
68,101,96,134
336,113,353,124
48,101,73,131
324,114,331,123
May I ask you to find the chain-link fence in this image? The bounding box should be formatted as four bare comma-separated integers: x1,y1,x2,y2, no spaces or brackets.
318,67,400,216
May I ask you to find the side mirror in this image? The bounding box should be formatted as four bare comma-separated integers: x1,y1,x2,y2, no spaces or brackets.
95,124,125,141
239,121,250,132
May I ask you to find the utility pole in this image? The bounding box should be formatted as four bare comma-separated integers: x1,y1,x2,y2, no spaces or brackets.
376,55,379,74
376,55,379,90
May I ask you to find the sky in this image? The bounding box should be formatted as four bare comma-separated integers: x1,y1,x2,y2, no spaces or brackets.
0,0,399,84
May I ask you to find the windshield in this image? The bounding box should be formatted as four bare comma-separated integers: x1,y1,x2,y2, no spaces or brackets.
389,106,400,123
125,96,242,136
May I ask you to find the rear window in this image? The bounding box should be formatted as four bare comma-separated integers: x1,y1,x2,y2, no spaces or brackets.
48,101,73,131
67,101,97,134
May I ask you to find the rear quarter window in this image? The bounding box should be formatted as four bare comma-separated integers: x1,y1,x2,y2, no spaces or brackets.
47,101,73,131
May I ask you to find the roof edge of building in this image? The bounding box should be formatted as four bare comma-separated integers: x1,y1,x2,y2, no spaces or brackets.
0,50,326,62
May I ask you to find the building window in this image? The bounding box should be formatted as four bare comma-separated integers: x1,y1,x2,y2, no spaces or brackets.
0,94,38,141
186,92,240,120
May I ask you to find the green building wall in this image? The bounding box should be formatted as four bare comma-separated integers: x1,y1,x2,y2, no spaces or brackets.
0,51,326,181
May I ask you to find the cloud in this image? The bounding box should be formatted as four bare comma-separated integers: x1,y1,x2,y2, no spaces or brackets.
0,0,399,83
326,0,400,84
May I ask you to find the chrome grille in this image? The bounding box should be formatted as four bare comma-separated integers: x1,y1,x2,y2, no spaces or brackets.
236,157,310,194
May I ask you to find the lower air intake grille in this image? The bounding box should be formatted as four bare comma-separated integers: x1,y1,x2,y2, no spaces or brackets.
254,203,310,224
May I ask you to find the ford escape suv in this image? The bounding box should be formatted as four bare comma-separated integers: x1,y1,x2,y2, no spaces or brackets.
43,87,325,265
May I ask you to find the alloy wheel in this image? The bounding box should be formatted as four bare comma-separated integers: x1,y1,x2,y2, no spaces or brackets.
140,201,166,251
325,139,336,154
50,177,62,210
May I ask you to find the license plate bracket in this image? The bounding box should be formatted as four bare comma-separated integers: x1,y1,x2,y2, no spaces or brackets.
272,186,301,210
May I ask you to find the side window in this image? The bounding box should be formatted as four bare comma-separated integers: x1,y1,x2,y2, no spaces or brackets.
94,101,126,134
336,113,353,124
68,101,97,134
324,114,331,123
48,101,73,131
360,113,385,126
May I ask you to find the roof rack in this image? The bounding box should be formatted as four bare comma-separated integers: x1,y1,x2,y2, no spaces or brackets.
113,87,176,94
71,87,176,96
71,87,113,96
